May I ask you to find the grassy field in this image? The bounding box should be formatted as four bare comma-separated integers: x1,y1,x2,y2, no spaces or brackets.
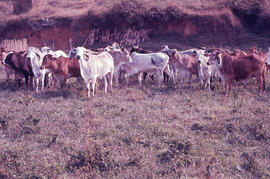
0,0,270,177
0,67,269,178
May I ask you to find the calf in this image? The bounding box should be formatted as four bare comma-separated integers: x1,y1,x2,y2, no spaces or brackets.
40,54,81,88
208,50,266,95
161,46,199,87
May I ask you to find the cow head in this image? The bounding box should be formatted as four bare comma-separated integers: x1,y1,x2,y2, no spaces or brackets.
208,50,223,68
41,46,52,54
2,52,13,65
161,45,177,57
121,47,132,63
112,42,120,49
68,47,86,60
40,54,55,70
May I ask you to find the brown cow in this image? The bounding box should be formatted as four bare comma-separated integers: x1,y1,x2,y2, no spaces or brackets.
208,50,266,95
0,48,17,82
40,54,81,88
161,47,199,87
3,51,34,88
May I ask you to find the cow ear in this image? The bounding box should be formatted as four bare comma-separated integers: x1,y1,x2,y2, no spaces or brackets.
83,54,89,61
217,53,222,65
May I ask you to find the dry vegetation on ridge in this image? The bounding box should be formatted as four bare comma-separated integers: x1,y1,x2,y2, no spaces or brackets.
0,71,270,178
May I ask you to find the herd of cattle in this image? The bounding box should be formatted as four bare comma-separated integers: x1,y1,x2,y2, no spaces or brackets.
0,42,270,97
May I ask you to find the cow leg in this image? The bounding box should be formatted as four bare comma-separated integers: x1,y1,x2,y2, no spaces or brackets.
143,72,147,82
86,82,91,98
17,78,22,88
124,73,129,86
76,77,83,88
257,75,263,94
25,75,29,89
41,72,47,91
114,71,119,88
163,72,168,83
207,75,211,91
91,77,97,97
108,72,113,92
6,72,11,82
157,70,163,87
31,77,34,90
104,76,108,94
138,73,143,86
164,65,174,85
61,78,68,89
35,77,40,92
261,68,266,92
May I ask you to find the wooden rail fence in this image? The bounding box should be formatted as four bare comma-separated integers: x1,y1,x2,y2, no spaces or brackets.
0,39,28,52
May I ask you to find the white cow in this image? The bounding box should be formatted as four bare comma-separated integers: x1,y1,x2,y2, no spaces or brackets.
119,52,173,86
104,47,132,87
26,47,51,92
196,51,212,91
41,47,68,58
72,47,114,97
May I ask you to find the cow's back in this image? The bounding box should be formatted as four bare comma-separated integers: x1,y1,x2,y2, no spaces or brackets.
52,56,80,77
67,58,81,77
222,54,264,81
173,53,198,74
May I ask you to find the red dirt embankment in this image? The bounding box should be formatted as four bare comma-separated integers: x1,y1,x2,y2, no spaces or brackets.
0,0,270,51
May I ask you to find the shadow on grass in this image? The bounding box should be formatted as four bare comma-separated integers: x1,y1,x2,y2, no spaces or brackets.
33,89,73,100
0,81,22,92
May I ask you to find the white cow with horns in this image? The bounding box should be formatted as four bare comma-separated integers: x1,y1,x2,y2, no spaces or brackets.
71,47,114,97
120,51,174,86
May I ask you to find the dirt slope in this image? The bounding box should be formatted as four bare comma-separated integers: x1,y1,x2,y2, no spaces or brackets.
0,0,270,51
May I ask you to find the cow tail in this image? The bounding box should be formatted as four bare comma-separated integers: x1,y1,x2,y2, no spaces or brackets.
151,57,156,65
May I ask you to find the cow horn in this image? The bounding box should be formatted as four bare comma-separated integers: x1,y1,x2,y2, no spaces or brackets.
69,37,73,50
217,53,222,65
52,41,55,51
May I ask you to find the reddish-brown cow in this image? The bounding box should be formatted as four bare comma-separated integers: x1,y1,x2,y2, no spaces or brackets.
40,54,81,88
208,50,266,95
162,48,199,87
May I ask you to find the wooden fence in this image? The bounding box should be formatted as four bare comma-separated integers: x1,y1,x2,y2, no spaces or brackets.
0,39,28,52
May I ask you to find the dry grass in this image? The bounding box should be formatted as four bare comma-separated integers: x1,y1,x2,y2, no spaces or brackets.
0,0,238,22
0,69,269,178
